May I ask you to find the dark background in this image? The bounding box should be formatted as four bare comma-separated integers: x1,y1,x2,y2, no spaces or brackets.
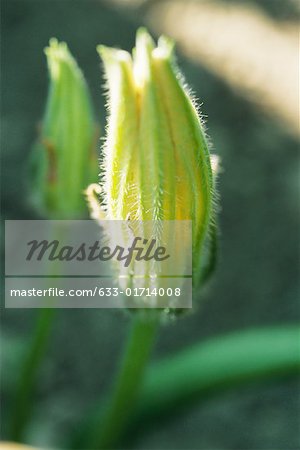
1,0,299,449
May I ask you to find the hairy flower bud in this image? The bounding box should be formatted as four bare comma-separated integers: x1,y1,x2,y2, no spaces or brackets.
30,39,98,218
87,29,217,294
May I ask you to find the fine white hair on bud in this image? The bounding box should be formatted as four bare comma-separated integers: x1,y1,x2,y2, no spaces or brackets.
87,28,218,298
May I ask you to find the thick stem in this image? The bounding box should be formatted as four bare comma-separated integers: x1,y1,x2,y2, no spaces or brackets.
10,308,55,441
92,313,159,449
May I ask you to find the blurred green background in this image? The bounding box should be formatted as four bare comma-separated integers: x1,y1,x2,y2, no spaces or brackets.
1,0,299,449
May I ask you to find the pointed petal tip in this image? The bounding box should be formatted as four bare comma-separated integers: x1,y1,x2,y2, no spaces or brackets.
44,38,70,63
136,27,152,40
153,35,175,61
158,35,175,53
97,45,131,65
135,27,155,52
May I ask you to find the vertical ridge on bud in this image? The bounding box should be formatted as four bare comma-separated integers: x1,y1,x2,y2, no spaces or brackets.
30,39,97,218
134,28,165,220
98,46,140,220
152,42,212,251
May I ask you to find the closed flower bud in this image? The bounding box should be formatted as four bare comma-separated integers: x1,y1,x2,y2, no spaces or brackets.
87,28,217,297
30,39,98,218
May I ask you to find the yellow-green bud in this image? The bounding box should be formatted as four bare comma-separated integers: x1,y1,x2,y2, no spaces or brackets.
88,28,216,289
30,39,98,218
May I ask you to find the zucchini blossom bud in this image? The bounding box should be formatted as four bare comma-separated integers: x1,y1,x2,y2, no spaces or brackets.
88,28,216,291
30,39,98,218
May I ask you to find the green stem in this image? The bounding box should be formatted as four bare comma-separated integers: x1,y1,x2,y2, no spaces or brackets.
10,308,55,441
91,313,159,449
10,224,66,440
